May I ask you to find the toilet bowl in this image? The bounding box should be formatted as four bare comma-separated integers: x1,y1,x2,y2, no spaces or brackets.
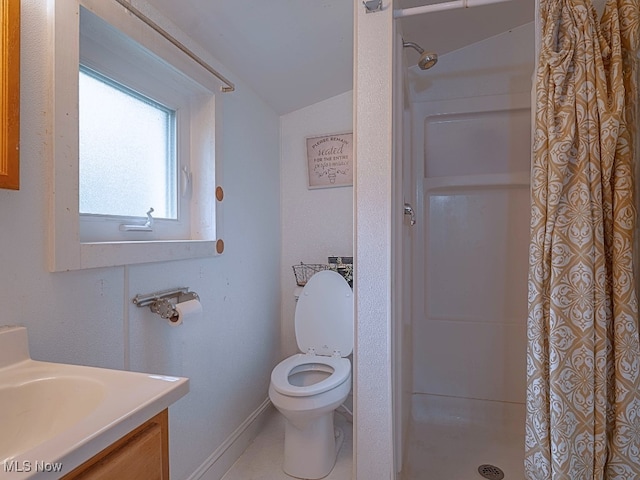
269,270,353,479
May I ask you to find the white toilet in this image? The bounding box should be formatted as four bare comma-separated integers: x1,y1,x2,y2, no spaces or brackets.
269,269,353,479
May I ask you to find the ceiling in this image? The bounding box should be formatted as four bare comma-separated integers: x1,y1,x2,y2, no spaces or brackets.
398,0,533,70
148,0,534,115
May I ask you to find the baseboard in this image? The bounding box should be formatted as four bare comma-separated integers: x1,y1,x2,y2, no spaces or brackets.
187,397,273,480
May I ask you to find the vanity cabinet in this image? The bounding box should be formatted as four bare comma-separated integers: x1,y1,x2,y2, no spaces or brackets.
61,409,169,480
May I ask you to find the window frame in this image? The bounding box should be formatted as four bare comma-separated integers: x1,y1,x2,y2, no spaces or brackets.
50,0,225,271
79,64,179,221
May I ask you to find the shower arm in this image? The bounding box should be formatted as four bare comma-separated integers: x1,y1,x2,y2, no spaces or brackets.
402,41,424,55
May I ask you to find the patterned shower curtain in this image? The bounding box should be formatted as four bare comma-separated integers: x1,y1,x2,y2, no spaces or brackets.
526,0,640,478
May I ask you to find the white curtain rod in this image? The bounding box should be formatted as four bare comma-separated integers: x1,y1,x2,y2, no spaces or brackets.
394,0,513,18
112,0,235,92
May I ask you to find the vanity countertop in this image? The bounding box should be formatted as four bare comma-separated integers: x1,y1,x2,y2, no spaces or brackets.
0,326,189,479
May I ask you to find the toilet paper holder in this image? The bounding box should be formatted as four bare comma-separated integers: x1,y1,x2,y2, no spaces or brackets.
133,287,200,320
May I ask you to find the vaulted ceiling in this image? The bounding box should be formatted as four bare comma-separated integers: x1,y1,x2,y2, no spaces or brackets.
148,1,534,115
398,0,533,71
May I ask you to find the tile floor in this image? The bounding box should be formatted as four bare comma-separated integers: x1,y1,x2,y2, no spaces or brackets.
223,395,523,480
221,406,353,480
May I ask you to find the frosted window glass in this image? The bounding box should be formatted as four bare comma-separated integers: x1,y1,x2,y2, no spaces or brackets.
79,68,176,219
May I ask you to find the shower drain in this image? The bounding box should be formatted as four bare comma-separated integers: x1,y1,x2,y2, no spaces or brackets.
478,464,505,480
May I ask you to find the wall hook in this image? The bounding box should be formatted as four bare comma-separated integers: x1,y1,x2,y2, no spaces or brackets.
363,0,382,13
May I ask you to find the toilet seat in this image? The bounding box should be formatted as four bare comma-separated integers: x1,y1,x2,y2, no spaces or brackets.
271,353,351,397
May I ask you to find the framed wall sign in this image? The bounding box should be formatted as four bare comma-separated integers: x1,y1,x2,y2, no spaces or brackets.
0,0,20,190
306,132,353,189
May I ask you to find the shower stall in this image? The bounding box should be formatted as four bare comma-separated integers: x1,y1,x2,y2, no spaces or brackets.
393,3,535,478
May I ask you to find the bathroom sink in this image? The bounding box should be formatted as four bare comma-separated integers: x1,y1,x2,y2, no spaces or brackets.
0,373,106,464
0,326,189,479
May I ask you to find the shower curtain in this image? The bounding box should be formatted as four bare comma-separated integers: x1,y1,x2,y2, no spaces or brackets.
526,0,640,478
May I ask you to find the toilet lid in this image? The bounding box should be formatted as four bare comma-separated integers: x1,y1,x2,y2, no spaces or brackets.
295,270,353,357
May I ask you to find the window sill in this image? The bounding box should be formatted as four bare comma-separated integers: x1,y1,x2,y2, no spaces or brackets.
50,239,219,272
75,240,218,270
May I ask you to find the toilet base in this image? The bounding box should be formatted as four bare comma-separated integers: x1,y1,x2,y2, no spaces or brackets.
283,411,342,479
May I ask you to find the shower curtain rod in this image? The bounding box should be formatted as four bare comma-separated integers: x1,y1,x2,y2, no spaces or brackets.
112,0,235,92
394,0,513,18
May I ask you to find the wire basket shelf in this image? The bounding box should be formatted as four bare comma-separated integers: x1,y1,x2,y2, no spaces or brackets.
292,263,331,286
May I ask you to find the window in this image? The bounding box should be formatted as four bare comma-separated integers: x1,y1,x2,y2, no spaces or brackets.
79,66,177,220
77,6,199,243
50,0,223,271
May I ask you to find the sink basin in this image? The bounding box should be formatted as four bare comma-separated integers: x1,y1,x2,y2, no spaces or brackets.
0,326,189,479
0,374,106,463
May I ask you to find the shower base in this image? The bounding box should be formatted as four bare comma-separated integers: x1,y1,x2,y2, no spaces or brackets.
401,394,525,480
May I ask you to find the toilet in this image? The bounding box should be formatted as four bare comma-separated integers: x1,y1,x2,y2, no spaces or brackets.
269,269,353,479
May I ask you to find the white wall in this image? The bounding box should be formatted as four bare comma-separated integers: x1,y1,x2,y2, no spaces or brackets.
3,2,280,479
408,23,534,406
279,91,353,358
354,1,396,478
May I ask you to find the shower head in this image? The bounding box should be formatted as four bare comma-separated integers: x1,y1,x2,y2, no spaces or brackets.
418,51,438,70
402,40,438,70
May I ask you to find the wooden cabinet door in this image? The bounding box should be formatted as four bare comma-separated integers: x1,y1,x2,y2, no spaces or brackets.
0,0,19,190
62,410,169,480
